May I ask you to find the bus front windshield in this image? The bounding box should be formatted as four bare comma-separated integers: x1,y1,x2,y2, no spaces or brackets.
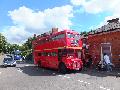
67,33,80,46
67,33,80,40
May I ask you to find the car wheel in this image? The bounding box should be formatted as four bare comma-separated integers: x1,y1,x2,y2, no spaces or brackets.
13,65,16,67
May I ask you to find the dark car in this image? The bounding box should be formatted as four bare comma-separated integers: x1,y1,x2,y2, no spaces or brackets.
3,57,16,67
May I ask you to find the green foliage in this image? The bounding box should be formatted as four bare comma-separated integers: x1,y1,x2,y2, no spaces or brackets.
21,49,32,57
21,37,34,51
20,37,34,57
0,33,7,53
0,33,34,56
80,30,97,37
0,33,34,62
80,31,89,37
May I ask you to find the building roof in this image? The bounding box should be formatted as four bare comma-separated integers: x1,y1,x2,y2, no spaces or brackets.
89,18,120,35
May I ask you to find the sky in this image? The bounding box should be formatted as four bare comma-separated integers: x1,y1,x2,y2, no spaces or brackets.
0,0,120,44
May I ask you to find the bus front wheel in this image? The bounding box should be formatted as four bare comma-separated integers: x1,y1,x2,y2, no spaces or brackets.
59,63,67,74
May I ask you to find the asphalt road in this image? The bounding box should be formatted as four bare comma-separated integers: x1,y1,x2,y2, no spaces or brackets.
0,55,120,90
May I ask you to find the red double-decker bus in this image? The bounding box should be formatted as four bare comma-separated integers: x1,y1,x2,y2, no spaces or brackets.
32,28,83,73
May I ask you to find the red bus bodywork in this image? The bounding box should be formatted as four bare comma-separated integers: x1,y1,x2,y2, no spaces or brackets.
32,29,83,73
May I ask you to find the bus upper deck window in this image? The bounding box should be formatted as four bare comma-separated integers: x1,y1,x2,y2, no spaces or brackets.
67,33,74,38
74,34,80,40
67,33,71,38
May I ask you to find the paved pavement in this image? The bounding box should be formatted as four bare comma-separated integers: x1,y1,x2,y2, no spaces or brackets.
0,55,120,90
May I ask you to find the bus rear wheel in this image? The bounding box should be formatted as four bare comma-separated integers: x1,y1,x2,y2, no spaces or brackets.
59,63,67,74
37,61,41,67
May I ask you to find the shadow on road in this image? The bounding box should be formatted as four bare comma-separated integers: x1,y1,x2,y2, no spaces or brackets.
15,59,120,77
17,63,120,78
0,65,6,68
79,68,120,78
16,65,61,76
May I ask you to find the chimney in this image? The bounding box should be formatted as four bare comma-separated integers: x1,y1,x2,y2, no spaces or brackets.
52,28,58,33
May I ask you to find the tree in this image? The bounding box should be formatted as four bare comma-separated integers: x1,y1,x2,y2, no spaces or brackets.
9,44,20,53
23,37,34,50
80,31,89,37
0,33,34,58
0,33,7,53
18,37,34,59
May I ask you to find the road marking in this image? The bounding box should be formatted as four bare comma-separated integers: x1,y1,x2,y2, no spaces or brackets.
0,72,1,74
78,80,83,82
77,80,111,90
58,74,112,90
25,64,29,66
84,81,88,84
63,76,66,77
58,75,62,77
52,73,56,75
64,76,67,78
77,80,91,85
87,82,91,85
100,86,107,90
60,75,71,79
100,86,111,90
66,76,70,79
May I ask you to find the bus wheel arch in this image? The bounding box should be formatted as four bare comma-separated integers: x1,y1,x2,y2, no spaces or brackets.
58,62,67,74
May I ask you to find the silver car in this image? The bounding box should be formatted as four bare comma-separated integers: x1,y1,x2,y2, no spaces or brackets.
3,57,16,67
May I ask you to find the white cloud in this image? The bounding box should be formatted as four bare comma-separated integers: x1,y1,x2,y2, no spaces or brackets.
71,0,120,30
2,26,31,44
2,5,73,44
71,0,120,14
70,0,85,6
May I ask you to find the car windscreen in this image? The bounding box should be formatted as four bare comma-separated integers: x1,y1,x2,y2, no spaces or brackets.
4,58,13,62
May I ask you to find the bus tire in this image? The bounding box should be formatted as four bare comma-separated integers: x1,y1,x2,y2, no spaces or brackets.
38,61,41,67
78,67,83,72
59,63,67,74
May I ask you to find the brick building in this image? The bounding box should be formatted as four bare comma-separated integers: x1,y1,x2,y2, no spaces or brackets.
87,18,120,67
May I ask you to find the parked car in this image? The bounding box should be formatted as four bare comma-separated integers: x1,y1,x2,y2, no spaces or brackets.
3,57,16,67
5,54,13,58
